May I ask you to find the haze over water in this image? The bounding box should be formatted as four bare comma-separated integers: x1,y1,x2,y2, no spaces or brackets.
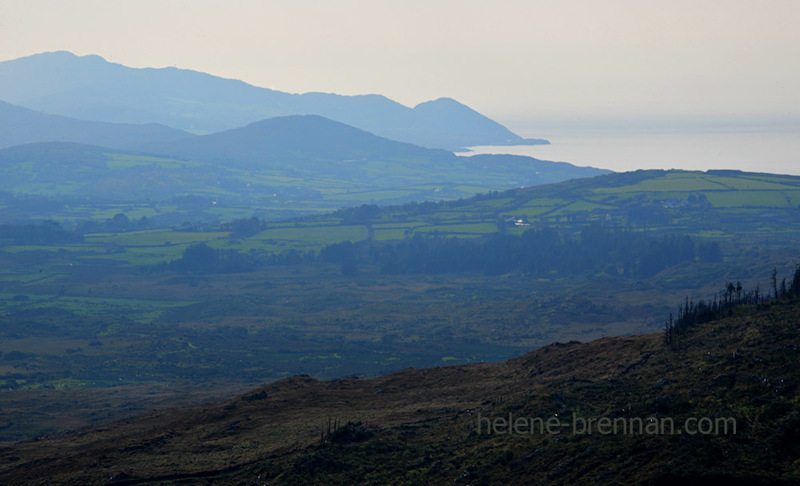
461,119,800,176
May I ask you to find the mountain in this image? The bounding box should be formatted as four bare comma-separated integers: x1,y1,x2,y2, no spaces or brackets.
0,100,193,150
2,289,798,484
141,114,456,171
0,51,548,150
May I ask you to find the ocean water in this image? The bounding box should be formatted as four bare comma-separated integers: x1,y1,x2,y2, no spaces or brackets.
458,120,800,176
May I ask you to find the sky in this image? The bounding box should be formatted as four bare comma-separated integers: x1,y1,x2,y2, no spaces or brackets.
1,0,799,130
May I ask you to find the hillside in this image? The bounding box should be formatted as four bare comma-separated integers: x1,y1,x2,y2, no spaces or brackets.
366,168,800,237
1,291,798,484
0,51,548,150
0,118,606,223
239,168,800,253
140,114,456,171
0,100,192,150
0,142,234,201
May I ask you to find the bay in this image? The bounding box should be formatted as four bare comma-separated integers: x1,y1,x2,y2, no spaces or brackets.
458,120,800,176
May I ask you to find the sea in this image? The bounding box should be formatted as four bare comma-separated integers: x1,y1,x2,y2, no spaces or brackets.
457,118,800,176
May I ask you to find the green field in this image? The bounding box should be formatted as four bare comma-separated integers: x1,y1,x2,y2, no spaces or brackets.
86,229,230,246
7,169,800,269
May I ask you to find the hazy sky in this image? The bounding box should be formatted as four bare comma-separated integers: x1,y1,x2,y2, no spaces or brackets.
2,0,799,127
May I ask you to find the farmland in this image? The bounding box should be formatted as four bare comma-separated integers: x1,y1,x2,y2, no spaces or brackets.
1,169,800,441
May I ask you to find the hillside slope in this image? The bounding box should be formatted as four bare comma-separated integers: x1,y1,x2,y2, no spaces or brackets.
2,294,798,484
0,100,192,150
0,118,606,222
140,114,456,171
0,51,547,150
344,168,800,240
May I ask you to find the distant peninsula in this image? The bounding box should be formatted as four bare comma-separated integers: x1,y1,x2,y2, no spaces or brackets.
0,51,548,151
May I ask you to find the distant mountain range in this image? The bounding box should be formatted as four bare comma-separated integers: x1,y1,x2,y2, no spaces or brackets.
0,101,192,150
0,100,606,225
0,51,602,223
0,110,607,219
0,51,548,150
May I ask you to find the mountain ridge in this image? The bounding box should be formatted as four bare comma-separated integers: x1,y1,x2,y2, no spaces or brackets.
0,100,193,150
0,119,606,220
0,51,548,150
139,113,457,169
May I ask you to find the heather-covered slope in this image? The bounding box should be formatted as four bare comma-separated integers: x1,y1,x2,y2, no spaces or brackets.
2,295,798,485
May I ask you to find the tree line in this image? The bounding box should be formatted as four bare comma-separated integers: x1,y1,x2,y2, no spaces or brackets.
151,224,723,277
664,265,800,349
0,220,83,245
320,225,721,278
151,242,254,274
